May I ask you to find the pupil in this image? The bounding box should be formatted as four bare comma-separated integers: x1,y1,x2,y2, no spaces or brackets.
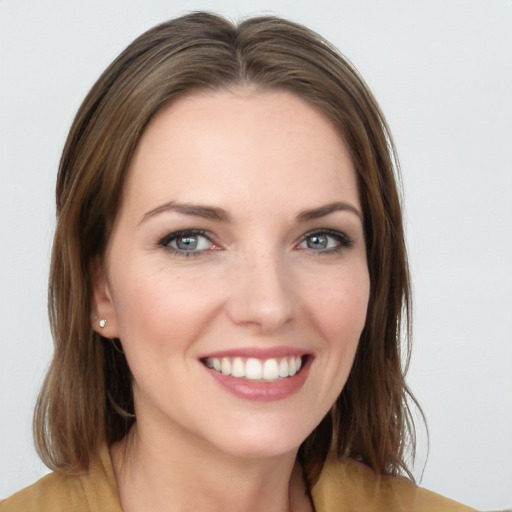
308,235,328,249
176,236,198,250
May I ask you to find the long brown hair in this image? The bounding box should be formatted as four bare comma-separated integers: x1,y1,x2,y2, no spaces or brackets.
35,11,421,485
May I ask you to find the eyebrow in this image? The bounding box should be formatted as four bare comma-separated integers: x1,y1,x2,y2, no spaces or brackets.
140,200,362,225
140,201,230,224
296,201,363,222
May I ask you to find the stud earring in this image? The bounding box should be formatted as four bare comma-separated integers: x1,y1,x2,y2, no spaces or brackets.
99,318,107,328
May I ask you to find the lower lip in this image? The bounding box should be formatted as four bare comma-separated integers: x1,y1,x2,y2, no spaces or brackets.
204,358,311,402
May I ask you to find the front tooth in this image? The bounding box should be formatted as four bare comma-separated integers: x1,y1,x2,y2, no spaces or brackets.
212,358,221,372
278,358,289,378
221,357,231,375
295,356,302,371
245,358,263,380
288,356,297,376
231,357,245,377
263,359,279,381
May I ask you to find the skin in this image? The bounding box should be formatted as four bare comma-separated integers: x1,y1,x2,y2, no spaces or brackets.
93,88,370,512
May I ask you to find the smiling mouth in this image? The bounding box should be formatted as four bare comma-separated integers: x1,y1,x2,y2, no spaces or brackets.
201,355,307,382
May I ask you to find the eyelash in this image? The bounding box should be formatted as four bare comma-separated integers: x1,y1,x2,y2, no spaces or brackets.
157,228,353,257
158,229,215,257
298,229,353,255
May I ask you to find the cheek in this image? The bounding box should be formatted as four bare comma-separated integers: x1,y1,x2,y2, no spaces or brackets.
303,265,370,345
109,261,226,353
298,264,370,409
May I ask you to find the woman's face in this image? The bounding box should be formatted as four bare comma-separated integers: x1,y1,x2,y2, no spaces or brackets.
94,89,370,459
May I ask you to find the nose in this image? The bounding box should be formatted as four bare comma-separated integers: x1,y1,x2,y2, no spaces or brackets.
226,248,295,334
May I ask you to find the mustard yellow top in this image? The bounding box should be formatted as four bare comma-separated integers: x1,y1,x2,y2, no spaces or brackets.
1,445,476,511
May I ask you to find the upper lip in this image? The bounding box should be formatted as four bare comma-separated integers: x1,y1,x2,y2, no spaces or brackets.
198,346,312,360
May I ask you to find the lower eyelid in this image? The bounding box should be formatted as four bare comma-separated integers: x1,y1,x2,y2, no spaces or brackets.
158,229,353,255
158,230,214,251
300,230,352,247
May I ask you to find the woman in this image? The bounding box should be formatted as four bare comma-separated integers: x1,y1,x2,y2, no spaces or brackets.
2,12,474,511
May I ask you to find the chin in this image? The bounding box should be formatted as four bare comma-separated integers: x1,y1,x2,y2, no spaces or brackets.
203,419,313,460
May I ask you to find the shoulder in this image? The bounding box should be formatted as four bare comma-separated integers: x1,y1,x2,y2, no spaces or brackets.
1,445,120,512
1,471,83,512
311,458,477,512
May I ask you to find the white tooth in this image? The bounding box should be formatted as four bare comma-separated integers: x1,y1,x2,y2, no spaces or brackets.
263,359,279,381
288,356,297,376
221,357,231,376
295,356,302,371
205,358,214,368
245,358,263,380
213,358,221,372
231,357,245,378
278,358,289,378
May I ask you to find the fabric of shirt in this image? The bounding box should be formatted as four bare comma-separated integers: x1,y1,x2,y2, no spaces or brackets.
1,445,476,511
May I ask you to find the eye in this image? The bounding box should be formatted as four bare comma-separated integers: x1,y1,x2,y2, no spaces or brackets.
158,229,216,256
297,229,352,253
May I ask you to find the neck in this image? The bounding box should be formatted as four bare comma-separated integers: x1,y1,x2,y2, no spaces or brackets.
110,423,313,512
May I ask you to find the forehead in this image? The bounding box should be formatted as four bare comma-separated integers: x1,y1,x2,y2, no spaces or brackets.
121,88,360,219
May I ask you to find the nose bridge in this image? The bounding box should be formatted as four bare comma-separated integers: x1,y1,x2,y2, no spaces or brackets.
227,243,295,332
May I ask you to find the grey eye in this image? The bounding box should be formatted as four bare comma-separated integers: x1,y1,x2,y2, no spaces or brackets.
175,235,200,250
297,229,352,253
159,230,213,253
306,234,329,250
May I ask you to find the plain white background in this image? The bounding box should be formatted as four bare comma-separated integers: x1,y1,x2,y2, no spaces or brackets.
0,0,511,509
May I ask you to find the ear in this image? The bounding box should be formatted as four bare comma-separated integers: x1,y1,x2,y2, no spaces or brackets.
90,257,120,338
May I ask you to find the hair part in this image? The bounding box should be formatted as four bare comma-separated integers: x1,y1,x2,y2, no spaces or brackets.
35,11,423,485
